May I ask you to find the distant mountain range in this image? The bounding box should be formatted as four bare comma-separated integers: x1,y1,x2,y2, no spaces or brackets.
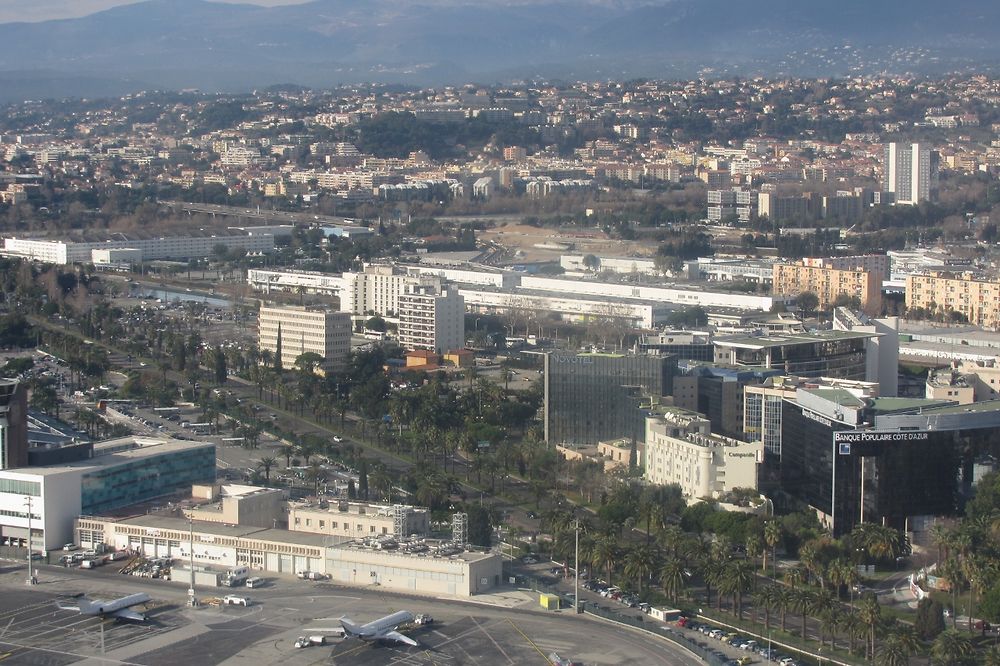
1,0,1000,101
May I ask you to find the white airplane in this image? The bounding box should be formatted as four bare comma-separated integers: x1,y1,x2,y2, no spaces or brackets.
57,592,151,622
340,610,419,646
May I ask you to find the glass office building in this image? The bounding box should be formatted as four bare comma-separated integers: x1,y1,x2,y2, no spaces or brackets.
544,352,677,446
81,444,216,514
781,395,998,536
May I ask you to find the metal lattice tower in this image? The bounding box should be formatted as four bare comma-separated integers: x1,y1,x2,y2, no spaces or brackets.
452,512,468,545
393,504,406,539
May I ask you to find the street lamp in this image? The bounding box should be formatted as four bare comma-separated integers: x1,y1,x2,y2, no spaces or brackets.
187,518,199,607
25,496,36,586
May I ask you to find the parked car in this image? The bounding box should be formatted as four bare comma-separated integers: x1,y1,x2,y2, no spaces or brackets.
62,543,79,551
222,595,251,606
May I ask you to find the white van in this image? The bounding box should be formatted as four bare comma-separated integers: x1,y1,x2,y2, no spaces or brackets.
223,565,250,587
245,577,265,588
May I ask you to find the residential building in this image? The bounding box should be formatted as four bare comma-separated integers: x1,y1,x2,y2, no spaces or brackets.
707,188,757,223
758,192,815,224
543,351,677,447
906,271,1000,330
883,142,936,205
772,258,884,311
258,305,352,372
396,280,465,354
340,264,417,316
644,407,763,500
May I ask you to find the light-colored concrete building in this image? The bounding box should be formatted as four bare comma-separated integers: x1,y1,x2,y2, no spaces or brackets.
258,304,351,372
883,142,934,205
183,484,286,529
644,407,763,500
906,271,1000,330
327,541,501,597
75,513,501,597
247,268,348,297
397,280,465,354
925,368,975,405
1,230,274,265
340,264,416,316
288,501,430,541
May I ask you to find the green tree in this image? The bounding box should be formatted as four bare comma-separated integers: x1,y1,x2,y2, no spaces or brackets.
915,596,946,641
623,544,658,592
213,344,227,384
466,505,493,547
930,629,974,665
764,519,782,578
797,290,819,316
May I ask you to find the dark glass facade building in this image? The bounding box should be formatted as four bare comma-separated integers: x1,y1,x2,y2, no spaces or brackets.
781,398,998,536
544,352,677,446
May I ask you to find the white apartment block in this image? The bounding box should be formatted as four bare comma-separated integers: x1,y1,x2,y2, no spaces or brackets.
341,265,416,316
644,408,762,500
883,142,934,205
397,281,465,354
258,305,351,372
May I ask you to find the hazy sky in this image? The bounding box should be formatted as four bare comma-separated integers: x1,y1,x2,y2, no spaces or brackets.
0,0,310,23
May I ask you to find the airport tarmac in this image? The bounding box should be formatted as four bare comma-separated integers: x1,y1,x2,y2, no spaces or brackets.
0,564,700,665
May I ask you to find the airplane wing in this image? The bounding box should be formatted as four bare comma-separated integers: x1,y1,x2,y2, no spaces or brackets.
110,608,147,622
382,631,418,647
56,602,81,611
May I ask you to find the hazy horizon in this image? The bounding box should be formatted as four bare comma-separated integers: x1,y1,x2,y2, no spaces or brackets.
0,0,311,24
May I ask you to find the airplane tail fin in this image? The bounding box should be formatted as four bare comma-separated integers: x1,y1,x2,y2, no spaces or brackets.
340,618,362,637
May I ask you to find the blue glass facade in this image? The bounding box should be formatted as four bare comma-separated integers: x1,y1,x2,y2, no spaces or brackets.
81,445,215,513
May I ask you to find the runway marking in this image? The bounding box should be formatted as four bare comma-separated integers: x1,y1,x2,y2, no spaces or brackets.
506,618,550,664
472,617,514,665
0,618,12,638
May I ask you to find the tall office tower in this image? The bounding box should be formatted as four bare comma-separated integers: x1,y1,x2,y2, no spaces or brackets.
258,305,352,373
0,379,27,469
883,142,934,205
396,280,465,354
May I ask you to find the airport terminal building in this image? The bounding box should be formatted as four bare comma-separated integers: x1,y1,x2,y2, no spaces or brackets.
0,437,215,551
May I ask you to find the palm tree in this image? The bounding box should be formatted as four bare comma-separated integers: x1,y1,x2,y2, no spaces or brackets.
746,533,763,583
659,557,687,603
858,592,882,661
938,557,965,629
791,587,815,640
756,585,779,631
590,535,618,587
623,544,658,593
811,589,837,647
256,456,278,484
659,524,686,558
764,519,782,578
930,629,974,665
841,610,865,656
725,560,756,620
984,645,1000,666
775,585,793,632
875,634,912,666
783,566,805,589
963,556,989,635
